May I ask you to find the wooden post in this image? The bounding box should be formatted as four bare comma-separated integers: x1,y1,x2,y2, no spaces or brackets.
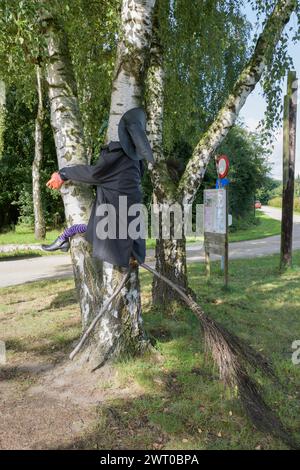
280,71,298,270
205,246,211,278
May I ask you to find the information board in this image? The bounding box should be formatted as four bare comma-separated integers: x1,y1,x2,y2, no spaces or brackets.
204,189,227,234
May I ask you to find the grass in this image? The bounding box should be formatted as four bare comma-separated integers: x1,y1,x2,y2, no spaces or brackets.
229,211,281,242
0,252,299,449
0,249,67,260
0,228,61,245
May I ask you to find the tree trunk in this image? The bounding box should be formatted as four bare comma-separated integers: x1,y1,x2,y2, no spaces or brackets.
32,65,46,240
153,235,187,306
42,11,102,329
145,3,188,303
74,262,148,368
0,80,5,159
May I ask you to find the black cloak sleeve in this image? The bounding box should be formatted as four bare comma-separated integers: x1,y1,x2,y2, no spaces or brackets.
59,154,109,184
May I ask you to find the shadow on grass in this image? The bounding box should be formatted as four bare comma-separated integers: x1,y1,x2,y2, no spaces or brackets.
0,253,43,262
53,368,232,450
4,327,80,359
0,362,55,381
52,370,283,450
39,288,78,311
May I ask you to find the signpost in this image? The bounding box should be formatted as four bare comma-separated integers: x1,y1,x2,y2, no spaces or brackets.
204,155,230,287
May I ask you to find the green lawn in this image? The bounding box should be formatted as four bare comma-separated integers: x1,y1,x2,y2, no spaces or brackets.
0,228,61,245
229,211,281,242
1,252,299,449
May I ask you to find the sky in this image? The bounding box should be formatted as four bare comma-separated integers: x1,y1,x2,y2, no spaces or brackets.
239,2,300,180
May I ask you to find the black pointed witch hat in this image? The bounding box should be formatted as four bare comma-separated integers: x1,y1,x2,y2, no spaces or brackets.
118,107,154,163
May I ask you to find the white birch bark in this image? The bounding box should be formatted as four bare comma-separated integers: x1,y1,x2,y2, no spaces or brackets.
106,0,156,141
145,6,188,303
0,80,5,158
32,65,46,240
178,0,297,205
42,12,102,328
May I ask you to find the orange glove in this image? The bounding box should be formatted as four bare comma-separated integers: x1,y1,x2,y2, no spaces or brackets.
46,172,64,190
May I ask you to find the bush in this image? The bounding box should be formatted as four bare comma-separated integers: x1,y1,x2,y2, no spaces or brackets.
230,213,260,232
15,223,34,234
268,197,282,208
268,196,300,212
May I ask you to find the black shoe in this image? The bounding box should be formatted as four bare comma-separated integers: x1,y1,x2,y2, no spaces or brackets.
41,237,70,252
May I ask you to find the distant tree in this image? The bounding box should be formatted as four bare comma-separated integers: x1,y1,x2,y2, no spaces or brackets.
32,65,46,239
257,176,281,204
0,87,62,230
215,125,270,219
0,80,5,159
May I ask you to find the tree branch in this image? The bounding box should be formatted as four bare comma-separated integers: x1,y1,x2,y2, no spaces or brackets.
178,0,296,204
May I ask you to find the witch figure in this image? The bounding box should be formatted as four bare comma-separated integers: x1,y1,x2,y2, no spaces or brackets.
42,107,154,268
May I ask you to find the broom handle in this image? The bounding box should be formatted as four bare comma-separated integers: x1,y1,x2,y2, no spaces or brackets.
69,269,131,360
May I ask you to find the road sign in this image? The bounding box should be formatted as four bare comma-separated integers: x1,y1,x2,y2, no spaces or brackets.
216,154,230,179
216,177,229,188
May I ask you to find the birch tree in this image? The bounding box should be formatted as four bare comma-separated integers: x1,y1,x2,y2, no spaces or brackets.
145,0,189,304
41,10,103,329
146,0,298,304
32,65,46,239
178,0,298,205
145,0,251,304
0,80,5,159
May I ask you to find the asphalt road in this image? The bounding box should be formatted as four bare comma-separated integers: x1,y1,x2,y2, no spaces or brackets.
1,206,300,288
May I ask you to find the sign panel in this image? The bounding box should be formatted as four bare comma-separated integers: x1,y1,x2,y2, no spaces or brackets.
204,189,227,234
204,232,226,256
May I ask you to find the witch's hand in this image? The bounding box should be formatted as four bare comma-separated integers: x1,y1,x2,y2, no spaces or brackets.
46,172,64,190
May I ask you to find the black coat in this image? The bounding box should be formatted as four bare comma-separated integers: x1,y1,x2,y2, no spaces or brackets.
59,141,145,268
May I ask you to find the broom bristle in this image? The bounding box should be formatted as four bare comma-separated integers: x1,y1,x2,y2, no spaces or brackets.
201,311,275,382
199,309,298,448
237,370,299,449
141,263,298,448
186,296,299,448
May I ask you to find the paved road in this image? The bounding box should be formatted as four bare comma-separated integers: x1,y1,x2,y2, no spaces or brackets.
1,206,300,288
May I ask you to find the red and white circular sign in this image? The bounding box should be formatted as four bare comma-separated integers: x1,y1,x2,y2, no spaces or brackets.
216,154,229,179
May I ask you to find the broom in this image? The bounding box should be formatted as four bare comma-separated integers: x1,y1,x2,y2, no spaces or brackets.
69,262,299,449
